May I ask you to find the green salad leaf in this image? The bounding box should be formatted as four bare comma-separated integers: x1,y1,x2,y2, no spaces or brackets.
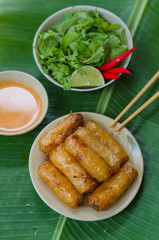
36,10,128,90
83,44,105,65
58,17,78,36
61,32,80,52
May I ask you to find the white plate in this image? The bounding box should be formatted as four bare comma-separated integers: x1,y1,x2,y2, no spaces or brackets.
29,112,143,221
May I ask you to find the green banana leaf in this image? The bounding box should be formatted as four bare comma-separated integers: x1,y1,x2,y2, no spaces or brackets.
0,0,159,239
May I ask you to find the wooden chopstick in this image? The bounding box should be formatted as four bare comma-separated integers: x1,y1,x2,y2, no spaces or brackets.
114,91,159,132
109,71,159,128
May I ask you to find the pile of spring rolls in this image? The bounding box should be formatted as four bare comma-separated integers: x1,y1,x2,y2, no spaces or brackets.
38,113,138,211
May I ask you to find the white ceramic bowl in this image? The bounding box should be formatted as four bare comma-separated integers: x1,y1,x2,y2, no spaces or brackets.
29,112,143,221
33,5,133,92
0,71,48,135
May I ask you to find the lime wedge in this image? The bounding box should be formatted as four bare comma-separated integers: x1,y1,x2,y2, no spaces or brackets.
70,66,105,88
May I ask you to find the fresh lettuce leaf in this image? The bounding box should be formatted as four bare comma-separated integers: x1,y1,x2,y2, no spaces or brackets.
62,12,72,21
108,24,122,31
117,27,128,45
61,32,80,52
106,34,121,48
110,44,128,60
86,32,108,42
38,31,59,57
83,45,104,65
58,17,78,36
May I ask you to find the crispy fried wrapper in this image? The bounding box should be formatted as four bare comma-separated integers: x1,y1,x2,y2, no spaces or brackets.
75,127,121,174
38,161,83,208
65,134,112,182
38,113,85,154
49,144,97,194
86,120,129,173
88,162,138,211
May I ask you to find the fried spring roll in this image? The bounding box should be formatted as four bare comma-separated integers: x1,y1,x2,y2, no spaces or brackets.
88,162,138,211
49,144,97,194
65,134,112,182
86,120,129,168
38,161,83,208
75,127,120,174
39,113,84,154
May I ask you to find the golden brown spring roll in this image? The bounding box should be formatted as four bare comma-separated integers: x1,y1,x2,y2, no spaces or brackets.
88,162,138,211
65,134,112,182
86,120,129,170
75,127,120,174
38,161,83,208
49,144,97,194
39,113,84,154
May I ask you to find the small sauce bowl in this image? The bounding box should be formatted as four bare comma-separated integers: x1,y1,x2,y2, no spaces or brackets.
0,71,48,136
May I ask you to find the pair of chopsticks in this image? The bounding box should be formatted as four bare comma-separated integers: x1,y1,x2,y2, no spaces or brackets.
110,70,159,132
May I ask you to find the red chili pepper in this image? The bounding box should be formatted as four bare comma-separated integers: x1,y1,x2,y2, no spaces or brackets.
99,47,135,71
106,67,132,74
102,72,120,80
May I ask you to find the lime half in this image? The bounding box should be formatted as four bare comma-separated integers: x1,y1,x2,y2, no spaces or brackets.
70,66,105,88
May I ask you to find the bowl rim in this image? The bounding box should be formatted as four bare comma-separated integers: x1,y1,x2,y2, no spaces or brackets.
0,70,48,136
33,5,133,92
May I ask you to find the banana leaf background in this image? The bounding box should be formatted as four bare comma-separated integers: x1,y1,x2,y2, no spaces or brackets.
0,0,159,239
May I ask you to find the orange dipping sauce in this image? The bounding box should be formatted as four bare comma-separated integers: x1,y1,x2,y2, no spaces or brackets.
0,82,42,133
